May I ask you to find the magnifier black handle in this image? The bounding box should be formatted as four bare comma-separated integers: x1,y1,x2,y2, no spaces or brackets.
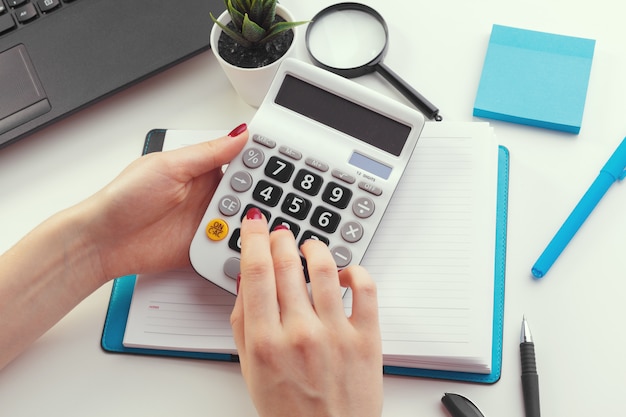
376,62,442,121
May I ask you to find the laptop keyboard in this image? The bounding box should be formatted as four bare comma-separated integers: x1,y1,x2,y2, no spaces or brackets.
0,0,78,37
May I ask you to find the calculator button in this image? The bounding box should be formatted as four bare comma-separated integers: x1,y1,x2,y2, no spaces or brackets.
265,156,295,183
228,229,242,252
293,169,323,196
332,169,356,184
322,182,352,209
240,204,272,222
305,157,329,172
230,171,253,192
358,181,383,196
310,206,341,234
252,134,276,148
218,195,241,216
205,218,229,241
299,230,329,246
331,246,352,268
223,257,241,279
271,217,300,238
352,197,375,219
253,179,283,207
341,221,363,243
281,193,312,220
279,145,302,160
242,147,265,168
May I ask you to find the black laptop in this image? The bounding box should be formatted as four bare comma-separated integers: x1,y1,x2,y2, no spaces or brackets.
0,0,224,148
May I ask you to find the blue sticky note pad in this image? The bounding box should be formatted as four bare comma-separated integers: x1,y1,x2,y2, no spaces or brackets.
473,24,595,134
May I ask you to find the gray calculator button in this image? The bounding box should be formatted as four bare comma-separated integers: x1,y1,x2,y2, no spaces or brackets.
279,145,302,160
242,147,265,168
341,221,363,243
331,246,352,268
252,134,276,148
305,157,329,172
223,257,241,279
218,195,241,216
230,171,253,192
332,169,356,184
358,181,383,196
352,197,375,218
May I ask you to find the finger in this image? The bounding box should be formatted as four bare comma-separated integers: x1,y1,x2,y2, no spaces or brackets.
163,127,248,180
338,265,380,332
239,208,280,326
270,228,312,319
300,239,345,322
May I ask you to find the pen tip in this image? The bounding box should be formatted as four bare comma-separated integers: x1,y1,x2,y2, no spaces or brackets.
521,316,533,343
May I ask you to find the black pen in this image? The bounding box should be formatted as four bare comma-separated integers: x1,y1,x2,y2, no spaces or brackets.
520,316,541,417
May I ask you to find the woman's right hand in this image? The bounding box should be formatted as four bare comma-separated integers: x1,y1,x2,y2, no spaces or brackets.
231,208,383,417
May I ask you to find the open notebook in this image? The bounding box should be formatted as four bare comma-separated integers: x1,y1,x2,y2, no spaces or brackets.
102,122,508,384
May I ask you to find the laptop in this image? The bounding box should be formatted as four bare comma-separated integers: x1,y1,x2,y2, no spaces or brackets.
0,0,224,149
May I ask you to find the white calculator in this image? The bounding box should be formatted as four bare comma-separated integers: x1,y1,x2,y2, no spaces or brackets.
189,58,425,295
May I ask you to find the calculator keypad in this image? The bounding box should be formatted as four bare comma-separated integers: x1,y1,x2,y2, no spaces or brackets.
210,135,381,281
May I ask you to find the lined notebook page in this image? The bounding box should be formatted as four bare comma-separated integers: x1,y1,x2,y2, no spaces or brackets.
124,124,500,374
123,269,236,353
352,122,498,372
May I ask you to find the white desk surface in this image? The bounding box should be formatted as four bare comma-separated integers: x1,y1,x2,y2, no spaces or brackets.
2,0,626,415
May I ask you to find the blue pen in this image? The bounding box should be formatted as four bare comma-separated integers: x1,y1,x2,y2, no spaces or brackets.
532,137,626,278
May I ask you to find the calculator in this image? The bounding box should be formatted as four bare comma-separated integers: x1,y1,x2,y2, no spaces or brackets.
189,58,425,295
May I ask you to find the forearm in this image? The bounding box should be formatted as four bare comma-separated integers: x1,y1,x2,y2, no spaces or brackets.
0,203,107,370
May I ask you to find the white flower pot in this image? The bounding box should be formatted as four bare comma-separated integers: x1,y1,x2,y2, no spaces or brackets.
210,5,299,108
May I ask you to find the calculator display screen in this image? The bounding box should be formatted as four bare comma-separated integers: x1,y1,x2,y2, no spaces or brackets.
274,75,411,157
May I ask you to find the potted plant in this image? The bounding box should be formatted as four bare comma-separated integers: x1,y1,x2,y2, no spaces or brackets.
210,0,308,107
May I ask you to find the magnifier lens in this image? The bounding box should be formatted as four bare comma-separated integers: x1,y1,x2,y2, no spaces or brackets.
307,9,387,69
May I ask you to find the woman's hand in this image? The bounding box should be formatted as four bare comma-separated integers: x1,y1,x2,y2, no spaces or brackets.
0,125,248,369
84,126,248,282
231,208,383,417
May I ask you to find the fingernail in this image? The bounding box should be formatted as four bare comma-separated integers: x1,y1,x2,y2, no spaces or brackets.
273,224,289,231
228,123,247,137
236,273,241,293
246,207,263,220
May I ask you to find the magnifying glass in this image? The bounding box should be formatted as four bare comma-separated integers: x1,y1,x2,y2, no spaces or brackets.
306,2,442,121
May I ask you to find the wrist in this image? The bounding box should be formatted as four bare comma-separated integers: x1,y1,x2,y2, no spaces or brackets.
56,199,111,288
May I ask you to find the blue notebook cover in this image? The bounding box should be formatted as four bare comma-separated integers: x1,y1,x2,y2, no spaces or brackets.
101,131,509,384
473,24,595,134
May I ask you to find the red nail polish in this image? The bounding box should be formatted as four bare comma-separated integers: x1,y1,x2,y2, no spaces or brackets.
273,224,289,231
228,123,247,137
246,207,263,220
236,273,241,293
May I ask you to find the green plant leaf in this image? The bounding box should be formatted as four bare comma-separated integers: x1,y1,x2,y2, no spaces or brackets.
241,13,267,43
260,0,276,29
226,0,245,30
212,17,253,47
234,0,251,11
248,0,265,25
260,20,308,44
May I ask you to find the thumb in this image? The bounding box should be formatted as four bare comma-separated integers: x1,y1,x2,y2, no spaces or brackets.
167,127,249,180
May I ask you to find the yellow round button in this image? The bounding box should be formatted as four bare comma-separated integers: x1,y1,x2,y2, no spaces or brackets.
205,218,229,241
